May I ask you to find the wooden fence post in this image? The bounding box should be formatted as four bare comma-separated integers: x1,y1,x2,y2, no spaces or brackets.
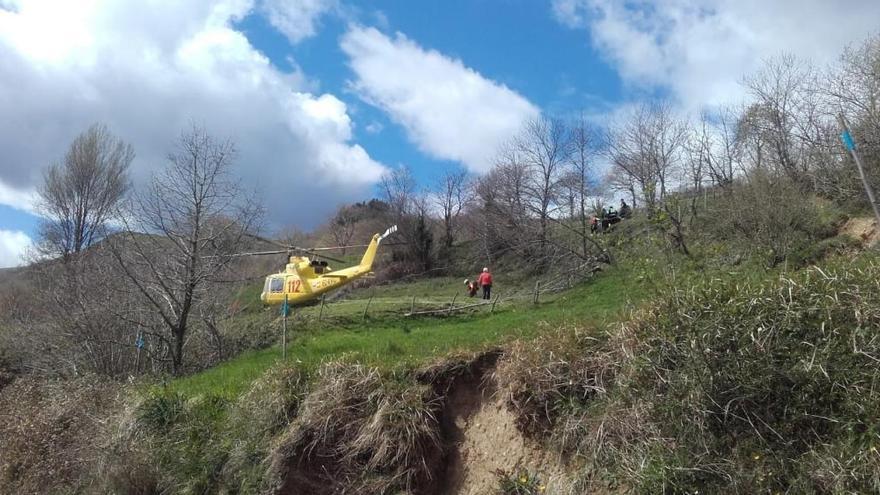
362,294,374,320
533,281,540,304
449,294,457,310
318,294,326,321
410,296,416,314
282,294,288,359
491,294,499,312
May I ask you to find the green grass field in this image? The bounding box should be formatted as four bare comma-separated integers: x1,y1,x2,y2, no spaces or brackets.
170,266,641,399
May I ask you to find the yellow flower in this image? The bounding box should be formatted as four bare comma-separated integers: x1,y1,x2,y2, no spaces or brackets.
519,476,528,483
752,454,761,460
538,485,546,492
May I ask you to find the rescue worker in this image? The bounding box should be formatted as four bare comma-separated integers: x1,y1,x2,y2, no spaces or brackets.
478,267,493,300
464,279,478,297
620,199,632,218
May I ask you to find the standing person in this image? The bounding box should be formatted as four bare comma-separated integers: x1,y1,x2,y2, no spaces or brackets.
478,267,493,300
619,199,631,218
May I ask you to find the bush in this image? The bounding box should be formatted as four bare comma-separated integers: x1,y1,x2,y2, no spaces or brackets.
703,173,824,266
788,234,859,267
591,255,880,492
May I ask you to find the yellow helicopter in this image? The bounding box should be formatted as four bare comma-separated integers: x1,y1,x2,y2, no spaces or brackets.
258,225,397,305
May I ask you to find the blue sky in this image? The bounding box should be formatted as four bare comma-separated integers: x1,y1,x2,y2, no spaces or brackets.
1,0,879,267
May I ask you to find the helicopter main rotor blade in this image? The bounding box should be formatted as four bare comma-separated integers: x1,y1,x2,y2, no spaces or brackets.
242,232,294,250
221,249,290,258
295,249,347,264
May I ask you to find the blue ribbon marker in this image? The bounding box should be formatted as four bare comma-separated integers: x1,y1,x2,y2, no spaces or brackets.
841,130,856,151
136,334,145,350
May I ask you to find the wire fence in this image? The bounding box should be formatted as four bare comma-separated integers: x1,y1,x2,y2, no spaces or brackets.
279,260,603,324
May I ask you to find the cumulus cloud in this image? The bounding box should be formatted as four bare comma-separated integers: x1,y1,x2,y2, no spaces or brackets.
0,0,386,229
552,0,880,109
0,229,31,268
340,26,540,174
261,0,336,44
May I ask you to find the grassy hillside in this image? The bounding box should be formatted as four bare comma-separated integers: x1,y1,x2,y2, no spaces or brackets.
4,207,877,494
82,264,645,494
171,265,637,400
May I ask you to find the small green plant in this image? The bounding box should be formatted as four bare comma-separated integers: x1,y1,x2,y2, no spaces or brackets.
137,388,186,429
495,467,545,494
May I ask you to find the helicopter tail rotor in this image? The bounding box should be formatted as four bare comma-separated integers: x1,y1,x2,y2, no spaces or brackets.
378,225,398,244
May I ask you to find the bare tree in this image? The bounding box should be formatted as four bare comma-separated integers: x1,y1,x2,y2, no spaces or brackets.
605,167,638,208
37,123,132,259
472,158,527,261
329,205,360,254
380,166,417,219
607,102,686,214
515,116,572,263
607,101,690,253
684,114,716,218
410,194,435,272
743,55,815,185
379,166,436,272
432,169,471,250
112,126,262,374
819,35,880,201
565,115,601,258
693,106,743,188
826,35,880,137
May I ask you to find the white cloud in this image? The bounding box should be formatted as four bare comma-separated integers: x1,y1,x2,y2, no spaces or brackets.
0,229,31,268
261,0,336,44
552,0,880,109
0,0,386,229
0,182,38,215
340,26,540,174
365,121,383,134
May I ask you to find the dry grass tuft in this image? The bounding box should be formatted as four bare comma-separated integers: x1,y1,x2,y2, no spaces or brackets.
221,363,309,492
493,326,618,440
0,376,123,494
269,362,444,494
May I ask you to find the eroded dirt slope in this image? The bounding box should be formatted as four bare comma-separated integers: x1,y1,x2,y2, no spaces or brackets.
437,355,573,495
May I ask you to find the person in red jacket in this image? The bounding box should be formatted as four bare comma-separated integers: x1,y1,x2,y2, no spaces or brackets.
477,267,493,300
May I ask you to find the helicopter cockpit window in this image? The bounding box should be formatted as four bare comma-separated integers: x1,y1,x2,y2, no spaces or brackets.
270,278,284,293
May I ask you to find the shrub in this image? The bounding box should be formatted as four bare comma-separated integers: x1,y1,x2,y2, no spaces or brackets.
703,172,823,266
591,255,880,492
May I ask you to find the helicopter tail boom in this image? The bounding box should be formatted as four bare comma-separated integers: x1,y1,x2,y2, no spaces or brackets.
359,225,397,271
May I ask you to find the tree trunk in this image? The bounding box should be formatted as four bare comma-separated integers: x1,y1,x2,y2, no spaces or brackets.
172,327,185,374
